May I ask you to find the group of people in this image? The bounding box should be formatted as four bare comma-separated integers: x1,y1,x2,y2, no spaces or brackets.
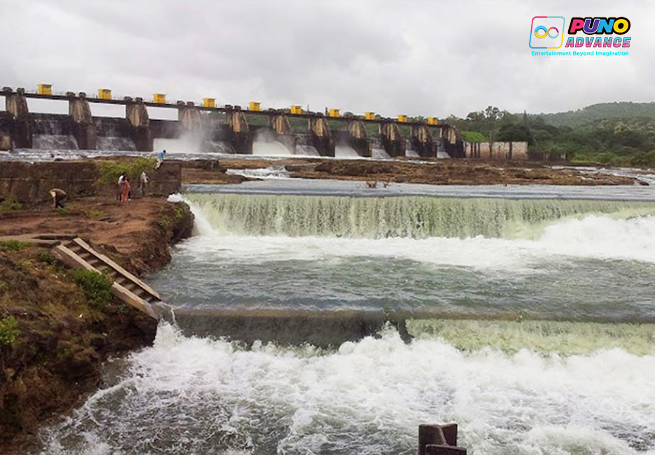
49,150,166,209
117,171,149,203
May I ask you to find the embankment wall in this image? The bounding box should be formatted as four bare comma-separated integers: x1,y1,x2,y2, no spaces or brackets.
0,161,181,204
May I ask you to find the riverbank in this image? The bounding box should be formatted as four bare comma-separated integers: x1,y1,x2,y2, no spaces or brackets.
0,197,194,453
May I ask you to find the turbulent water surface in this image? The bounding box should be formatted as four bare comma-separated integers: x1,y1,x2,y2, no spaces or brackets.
36,182,655,455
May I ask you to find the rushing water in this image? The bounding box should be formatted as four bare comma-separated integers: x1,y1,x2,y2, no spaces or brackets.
35,183,655,455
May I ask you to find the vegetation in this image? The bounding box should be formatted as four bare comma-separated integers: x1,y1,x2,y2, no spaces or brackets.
0,195,23,213
0,240,32,252
96,157,156,185
534,102,655,128
36,251,59,266
72,269,114,309
0,316,19,345
460,131,487,142
446,104,655,167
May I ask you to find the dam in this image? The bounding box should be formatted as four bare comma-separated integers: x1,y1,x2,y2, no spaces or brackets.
0,85,528,160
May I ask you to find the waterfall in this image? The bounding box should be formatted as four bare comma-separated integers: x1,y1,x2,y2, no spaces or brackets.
335,145,361,158
184,193,655,239
32,115,78,150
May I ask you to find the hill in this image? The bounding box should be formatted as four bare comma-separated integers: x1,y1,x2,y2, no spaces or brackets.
533,102,655,128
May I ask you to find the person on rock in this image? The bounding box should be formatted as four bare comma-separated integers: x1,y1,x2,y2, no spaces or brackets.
50,188,67,209
156,149,166,169
121,178,131,203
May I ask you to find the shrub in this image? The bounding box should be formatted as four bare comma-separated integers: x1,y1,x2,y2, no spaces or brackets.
96,157,156,185
72,269,114,308
0,240,32,252
630,151,655,168
36,251,59,266
0,316,19,345
0,195,23,213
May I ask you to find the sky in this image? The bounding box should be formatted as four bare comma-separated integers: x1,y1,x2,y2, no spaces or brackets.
0,0,653,119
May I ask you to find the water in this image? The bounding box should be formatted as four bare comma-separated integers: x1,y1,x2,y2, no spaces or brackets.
34,184,655,454
33,134,78,150
96,136,137,151
226,166,291,180
335,145,361,158
36,324,655,455
252,140,293,157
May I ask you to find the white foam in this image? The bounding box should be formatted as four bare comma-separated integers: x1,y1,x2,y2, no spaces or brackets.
226,166,290,180
38,326,655,454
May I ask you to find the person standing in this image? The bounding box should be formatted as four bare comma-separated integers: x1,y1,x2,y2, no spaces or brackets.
121,178,131,203
117,173,126,201
49,188,67,209
139,171,149,196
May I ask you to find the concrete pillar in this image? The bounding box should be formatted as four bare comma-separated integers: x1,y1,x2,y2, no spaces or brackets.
270,114,291,135
226,107,252,154
269,113,296,154
347,120,370,157
309,115,335,157
442,125,465,158
68,92,97,150
4,87,32,148
0,111,12,151
380,122,405,157
178,101,202,131
419,424,466,455
411,125,434,158
126,97,153,151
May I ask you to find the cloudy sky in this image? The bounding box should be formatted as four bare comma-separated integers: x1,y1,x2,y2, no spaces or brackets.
0,0,653,119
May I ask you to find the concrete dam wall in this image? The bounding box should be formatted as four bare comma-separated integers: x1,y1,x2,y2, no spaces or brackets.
0,87,527,160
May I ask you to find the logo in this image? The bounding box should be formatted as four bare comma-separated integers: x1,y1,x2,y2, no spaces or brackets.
564,17,631,49
529,16,565,49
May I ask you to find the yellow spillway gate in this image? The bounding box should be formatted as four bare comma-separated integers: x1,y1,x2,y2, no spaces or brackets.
203,98,216,108
290,105,302,115
364,112,375,120
328,108,340,118
153,93,166,104
249,101,261,112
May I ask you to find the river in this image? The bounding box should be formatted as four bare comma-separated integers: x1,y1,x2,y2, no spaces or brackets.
35,179,655,455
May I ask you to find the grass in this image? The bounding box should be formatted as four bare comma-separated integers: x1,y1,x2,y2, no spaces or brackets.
0,316,19,345
72,269,114,309
96,157,157,185
0,240,32,252
36,251,59,266
0,195,23,213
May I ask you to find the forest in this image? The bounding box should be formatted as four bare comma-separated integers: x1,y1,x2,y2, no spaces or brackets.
446,102,655,166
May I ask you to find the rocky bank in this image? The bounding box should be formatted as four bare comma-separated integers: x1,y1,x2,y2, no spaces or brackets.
0,197,194,453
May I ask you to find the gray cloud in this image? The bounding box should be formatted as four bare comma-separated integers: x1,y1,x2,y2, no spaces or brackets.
0,0,652,118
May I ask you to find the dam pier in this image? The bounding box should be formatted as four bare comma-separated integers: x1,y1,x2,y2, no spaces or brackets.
0,86,528,160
